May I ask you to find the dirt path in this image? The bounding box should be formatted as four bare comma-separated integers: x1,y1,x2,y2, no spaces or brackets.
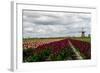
68,40,83,60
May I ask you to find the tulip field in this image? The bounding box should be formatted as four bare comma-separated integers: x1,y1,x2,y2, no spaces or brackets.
23,37,91,62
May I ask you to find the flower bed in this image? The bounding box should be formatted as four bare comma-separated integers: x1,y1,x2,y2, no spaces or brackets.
69,39,91,59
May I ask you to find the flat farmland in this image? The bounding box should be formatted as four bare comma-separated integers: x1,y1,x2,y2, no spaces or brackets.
23,38,65,49
70,37,91,43
23,37,91,62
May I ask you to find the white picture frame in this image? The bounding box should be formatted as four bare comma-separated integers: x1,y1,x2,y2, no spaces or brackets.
11,1,97,71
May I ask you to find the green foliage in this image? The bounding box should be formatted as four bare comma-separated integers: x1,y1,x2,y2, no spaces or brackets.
23,47,77,62
23,48,52,62
23,48,33,62
71,37,91,43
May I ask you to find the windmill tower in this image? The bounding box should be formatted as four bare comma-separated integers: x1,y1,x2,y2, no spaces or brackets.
81,27,85,37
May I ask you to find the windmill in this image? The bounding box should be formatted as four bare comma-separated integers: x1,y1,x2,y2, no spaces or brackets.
81,27,85,37
66,27,86,37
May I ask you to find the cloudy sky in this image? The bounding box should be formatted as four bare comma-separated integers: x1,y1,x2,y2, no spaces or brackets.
22,10,91,38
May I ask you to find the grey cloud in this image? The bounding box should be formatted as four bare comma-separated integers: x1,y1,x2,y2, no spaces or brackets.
23,10,91,38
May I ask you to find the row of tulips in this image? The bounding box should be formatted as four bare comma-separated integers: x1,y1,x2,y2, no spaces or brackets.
23,38,91,62
69,39,91,59
23,39,77,62
35,39,70,55
23,39,62,49
23,41,48,49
